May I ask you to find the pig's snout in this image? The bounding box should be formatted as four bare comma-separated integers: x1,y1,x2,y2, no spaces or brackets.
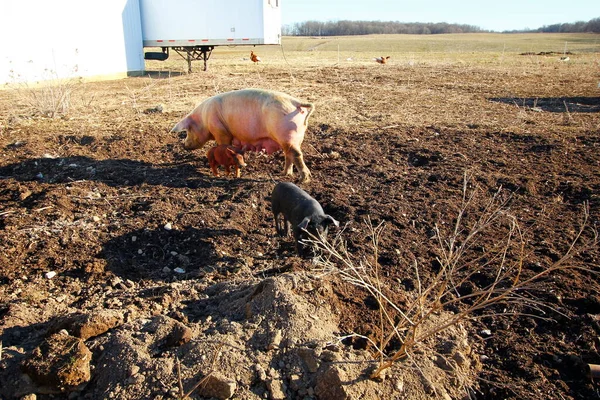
183,134,205,150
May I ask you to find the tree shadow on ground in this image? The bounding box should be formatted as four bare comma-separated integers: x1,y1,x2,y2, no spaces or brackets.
0,156,260,189
488,97,600,113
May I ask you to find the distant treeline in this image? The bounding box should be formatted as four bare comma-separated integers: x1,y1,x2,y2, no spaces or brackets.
283,17,600,36
282,20,485,36
512,17,600,33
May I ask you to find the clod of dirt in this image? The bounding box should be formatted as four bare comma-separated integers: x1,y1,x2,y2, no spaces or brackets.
315,366,348,400
197,373,237,400
164,320,193,347
20,332,92,393
47,309,124,340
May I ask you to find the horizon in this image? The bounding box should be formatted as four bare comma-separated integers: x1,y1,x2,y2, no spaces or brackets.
281,0,598,32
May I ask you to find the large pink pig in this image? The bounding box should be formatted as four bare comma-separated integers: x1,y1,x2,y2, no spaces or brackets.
171,89,315,182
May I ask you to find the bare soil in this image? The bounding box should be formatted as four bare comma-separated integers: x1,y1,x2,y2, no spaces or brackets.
1,53,599,399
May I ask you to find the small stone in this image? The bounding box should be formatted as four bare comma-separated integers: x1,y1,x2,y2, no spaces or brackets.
45,271,57,279
452,351,469,368
131,236,137,242
267,329,282,350
174,268,185,274
480,354,490,362
129,365,140,377
196,373,236,400
164,223,172,230
266,378,286,400
315,367,346,400
480,329,492,337
163,267,171,273
165,322,193,347
289,374,302,391
255,364,267,382
127,374,145,385
298,348,320,373
92,216,101,222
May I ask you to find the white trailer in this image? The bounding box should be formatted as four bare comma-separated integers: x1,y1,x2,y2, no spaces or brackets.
0,0,145,86
139,0,282,72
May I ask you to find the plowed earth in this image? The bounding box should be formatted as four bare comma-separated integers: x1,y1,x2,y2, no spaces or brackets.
1,53,599,399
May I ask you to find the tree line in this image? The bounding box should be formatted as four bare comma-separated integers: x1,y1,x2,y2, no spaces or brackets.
283,17,600,36
283,20,484,36
519,17,600,33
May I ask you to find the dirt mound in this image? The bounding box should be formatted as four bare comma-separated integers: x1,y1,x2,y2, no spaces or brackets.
1,275,480,399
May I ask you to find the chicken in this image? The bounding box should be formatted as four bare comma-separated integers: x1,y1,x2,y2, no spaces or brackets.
250,51,261,63
375,56,390,64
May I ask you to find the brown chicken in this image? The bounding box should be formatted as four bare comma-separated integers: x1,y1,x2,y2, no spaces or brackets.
375,56,390,64
250,51,261,63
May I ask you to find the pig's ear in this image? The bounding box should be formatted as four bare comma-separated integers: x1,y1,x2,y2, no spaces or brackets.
324,215,339,228
171,116,191,132
298,217,311,230
226,147,236,154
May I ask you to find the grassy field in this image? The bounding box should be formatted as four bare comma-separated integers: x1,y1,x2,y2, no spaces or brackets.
144,32,600,72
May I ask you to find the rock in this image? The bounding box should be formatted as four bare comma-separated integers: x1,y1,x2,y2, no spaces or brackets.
315,366,347,400
44,271,56,279
20,394,36,400
267,329,282,350
21,333,92,392
164,223,172,230
143,104,164,114
164,321,192,347
452,351,470,368
288,374,303,392
297,347,320,373
266,378,287,400
254,364,267,382
48,309,124,340
128,365,140,377
196,373,236,400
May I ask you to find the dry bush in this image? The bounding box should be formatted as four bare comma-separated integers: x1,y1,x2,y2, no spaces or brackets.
307,172,597,381
6,68,85,118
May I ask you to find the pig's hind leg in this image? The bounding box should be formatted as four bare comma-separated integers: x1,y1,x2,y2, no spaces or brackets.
209,160,220,177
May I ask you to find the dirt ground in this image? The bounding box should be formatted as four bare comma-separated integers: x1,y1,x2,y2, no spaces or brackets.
1,51,599,399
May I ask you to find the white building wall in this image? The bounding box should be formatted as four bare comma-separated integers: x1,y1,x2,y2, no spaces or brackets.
0,0,144,85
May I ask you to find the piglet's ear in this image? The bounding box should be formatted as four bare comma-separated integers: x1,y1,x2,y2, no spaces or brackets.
298,217,311,230
324,215,339,228
226,148,236,154
171,116,191,132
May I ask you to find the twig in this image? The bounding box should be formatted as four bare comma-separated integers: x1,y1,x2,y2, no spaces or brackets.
177,356,184,399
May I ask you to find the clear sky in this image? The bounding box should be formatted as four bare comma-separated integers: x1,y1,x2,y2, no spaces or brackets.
281,0,598,32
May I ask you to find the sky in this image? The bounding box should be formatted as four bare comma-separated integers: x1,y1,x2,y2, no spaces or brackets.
281,0,598,32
